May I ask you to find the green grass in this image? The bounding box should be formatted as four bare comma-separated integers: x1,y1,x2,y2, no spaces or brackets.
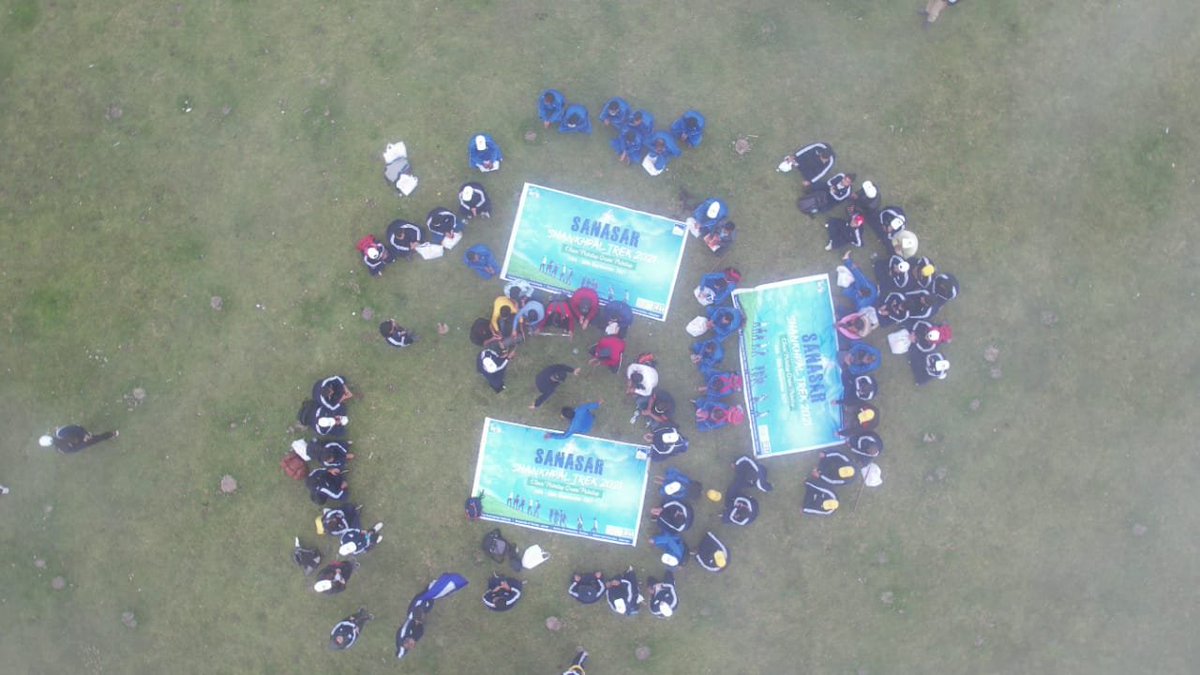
2,0,1199,673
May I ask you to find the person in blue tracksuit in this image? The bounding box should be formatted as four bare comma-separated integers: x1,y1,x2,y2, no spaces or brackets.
544,401,602,440
841,342,882,376
691,198,728,236
643,132,682,174
599,97,629,128
690,338,725,370
463,244,499,279
605,567,641,616
538,89,565,127
695,268,740,306
425,207,463,245
670,110,705,148
468,133,503,172
723,491,758,526
624,109,654,136
386,219,423,258
650,498,694,533
706,305,743,341
559,103,592,134
803,480,839,516
611,128,644,164
650,531,688,567
648,571,679,618
841,253,879,310
813,451,857,486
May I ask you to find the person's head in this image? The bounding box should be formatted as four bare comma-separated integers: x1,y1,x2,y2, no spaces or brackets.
706,201,722,220
474,135,488,151
334,635,346,646
607,101,620,115
460,184,475,202
379,319,397,337
703,341,716,356
862,353,877,365
567,112,581,126
719,313,732,326
817,148,831,163
402,637,417,650
857,408,876,425
543,92,556,105
526,310,541,324
578,298,592,315
38,435,53,448
631,111,643,125
724,267,741,283
499,306,512,320
934,359,951,373
654,139,666,152
722,221,736,233
629,371,643,386
561,407,576,420
624,129,638,143
851,214,865,228
926,329,941,342
467,252,481,263
921,264,936,279
840,173,855,187
366,246,381,261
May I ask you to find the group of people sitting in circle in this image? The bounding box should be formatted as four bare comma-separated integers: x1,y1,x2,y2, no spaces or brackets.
538,88,705,177
771,140,962,515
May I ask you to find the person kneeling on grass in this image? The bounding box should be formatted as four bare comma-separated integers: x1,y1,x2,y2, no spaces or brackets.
648,570,679,618
568,571,606,605
695,267,741,306
379,319,417,348
698,369,743,400
482,574,523,611
671,110,705,148
706,305,744,341
544,400,603,440
588,335,626,373
328,609,373,651
313,560,359,595
538,89,565,127
606,566,641,616
600,96,629,127
559,103,592,134
695,531,730,572
338,522,384,556
803,480,839,516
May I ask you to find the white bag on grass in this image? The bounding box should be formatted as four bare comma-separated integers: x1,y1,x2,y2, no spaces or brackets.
441,231,462,250
887,329,912,354
415,243,444,260
686,316,709,337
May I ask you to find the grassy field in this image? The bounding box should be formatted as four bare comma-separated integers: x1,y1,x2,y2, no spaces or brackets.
2,0,1198,673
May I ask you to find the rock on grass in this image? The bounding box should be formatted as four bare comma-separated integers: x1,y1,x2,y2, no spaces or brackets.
220,475,238,494
51,576,66,590
635,646,651,661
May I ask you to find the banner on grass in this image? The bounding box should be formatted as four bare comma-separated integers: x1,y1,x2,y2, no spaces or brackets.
470,418,651,546
733,274,845,458
500,183,688,321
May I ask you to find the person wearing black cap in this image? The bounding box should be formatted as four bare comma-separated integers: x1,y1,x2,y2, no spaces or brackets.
482,574,522,611
568,571,606,604
648,570,679,618
695,531,730,572
328,609,373,650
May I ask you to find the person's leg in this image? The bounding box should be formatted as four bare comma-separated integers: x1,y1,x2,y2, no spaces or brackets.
80,431,118,448
573,649,588,667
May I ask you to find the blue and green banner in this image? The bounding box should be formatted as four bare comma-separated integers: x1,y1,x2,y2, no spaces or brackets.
500,183,689,321
470,418,651,546
733,275,845,458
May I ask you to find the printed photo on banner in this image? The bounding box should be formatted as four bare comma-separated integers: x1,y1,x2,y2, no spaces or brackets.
734,274,845,458
499,183,689,321
470,418,651,545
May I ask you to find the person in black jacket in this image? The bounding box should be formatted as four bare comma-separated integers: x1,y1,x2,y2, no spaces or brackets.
531,364,580,409
39,426,118,453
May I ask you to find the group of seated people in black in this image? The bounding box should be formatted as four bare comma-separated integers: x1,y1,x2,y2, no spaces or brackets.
357,181,494,277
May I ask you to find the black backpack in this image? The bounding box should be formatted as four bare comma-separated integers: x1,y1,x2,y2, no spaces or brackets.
797,190,832,216
298,399,322,426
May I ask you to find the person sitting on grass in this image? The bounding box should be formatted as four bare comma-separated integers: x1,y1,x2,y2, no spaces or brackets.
840,252,879,309
803,480,839,516
639,389,676,426
469,133,503,172
695,531,730,572
569,286,600,331
648,571,679,618
463,244,500,280
824,212,866,251
531,364,580,410
538,89,565,127
876,290,911,325
360,237,392,276
876,255,913,293
313,439,354,470
695,267,740,306
694,398,745,432
338,522,384,556
588,335,626,373
838,404,879,437
643,424,689,462
842,373,878,404
642,132,682,175
612,128,645,165
650,531,688,568
670,110,705,148
836,306,879,340
386,219,423,259
824,172,856,203
606,567,641,616
307,467,348,505
904,289,937,323
650,498,694,533
656,467,704,500
813,451,857,487
379,320,417,348
476,346,513,393
777,141,835,187
601,300,635,338
732,454,774,493
321,504,362,538
313,560,358,595
723,491,758,527
559,103,592,134
871,206,907,249
690,338,725,370
313,375,353,413
910,321,952,353
625,109,654,136
847,432,884,464
599,97,629,128
841,342,882,376
913,352,951,385
689,198,728,237
544,400,603,440
706,305,744,341
568,571,606,605
698,369,743,399
703,221,737,256
328,609,373,651
482,574,522,611
458,183,491,219
514,300,545,338
425,207,463,246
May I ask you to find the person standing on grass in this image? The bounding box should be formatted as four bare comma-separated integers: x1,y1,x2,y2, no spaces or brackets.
530,364,581,409
328,608,373,650
39,425,118,454
544,400,603,440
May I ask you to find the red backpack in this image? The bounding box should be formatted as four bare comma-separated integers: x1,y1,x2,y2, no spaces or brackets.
355,234,380,255
281,452,307,481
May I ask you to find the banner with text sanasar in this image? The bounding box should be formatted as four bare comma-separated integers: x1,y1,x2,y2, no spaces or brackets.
734,275,845,458
500,183,688,321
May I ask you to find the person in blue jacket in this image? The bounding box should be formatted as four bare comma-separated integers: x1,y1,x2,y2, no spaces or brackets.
469,133,503,172
841,342,881,376
841,252,879,310
643,132,682,174
624,109,654,136
601,300,634,338
649,531,688,567
599,97,629,128
695,268,739,306
559,103,592,134
690,338,725,370
611,128,644,164
538,89,565,127
463,244,499,279
706,305,743,341
670,110,705,148
694,398,745,432
690,198,728,236
544,400,603,440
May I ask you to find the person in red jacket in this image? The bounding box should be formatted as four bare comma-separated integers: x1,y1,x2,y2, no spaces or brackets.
588,335,626,373
569,287,600,331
